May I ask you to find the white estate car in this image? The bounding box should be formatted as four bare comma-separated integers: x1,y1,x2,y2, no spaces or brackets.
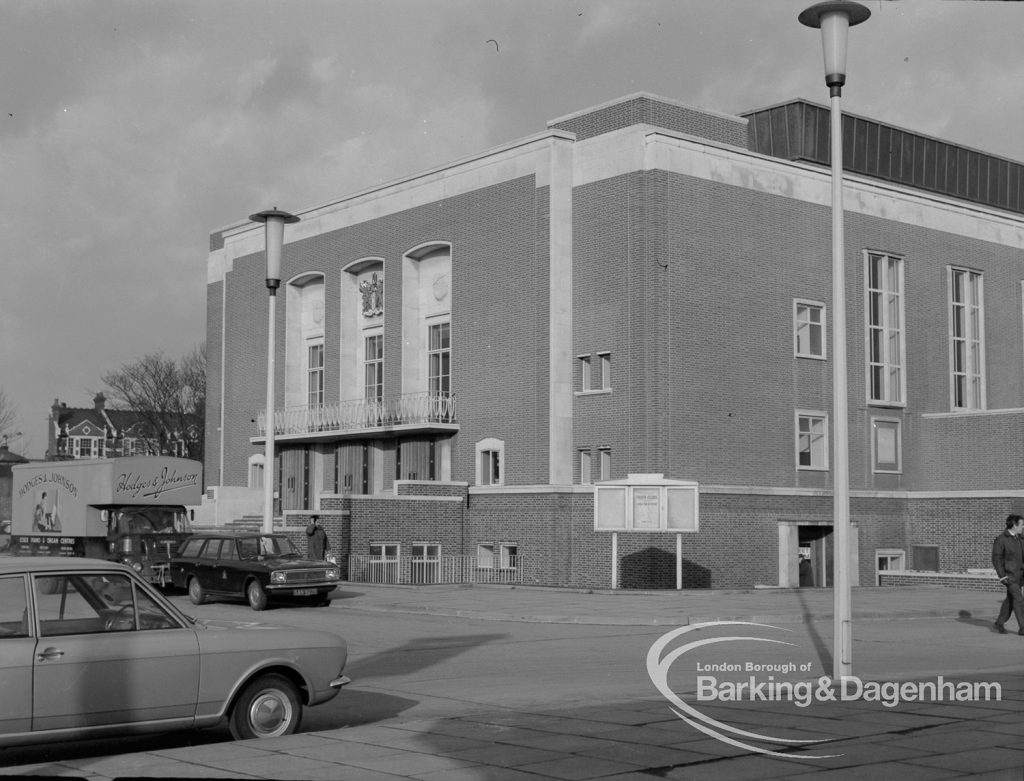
0,556,350,747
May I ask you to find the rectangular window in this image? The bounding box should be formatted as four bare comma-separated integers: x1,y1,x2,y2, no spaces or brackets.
598,353,611,390
0,576,28,637
428,322,451,396
580,449,592,485
912,545,939,572
599,448,611,481
796,412,829,470
410,543,440,584
480,449,501,485
477,543,495,569
307,342,325,407
579,355,592,391
364,334,383,401
500,544,518,569
949,267,985,410
369,543,399,584
872,418,902,473
866,252,905,405
794,300,826,359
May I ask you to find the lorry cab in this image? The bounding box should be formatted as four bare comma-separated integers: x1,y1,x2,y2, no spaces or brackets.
105,505,195,585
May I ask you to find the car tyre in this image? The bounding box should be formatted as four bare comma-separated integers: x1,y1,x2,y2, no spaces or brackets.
229,673,302,740
247,579,268,611
187,576,205,605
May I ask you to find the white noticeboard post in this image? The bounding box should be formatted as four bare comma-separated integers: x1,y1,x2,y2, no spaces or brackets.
593,474,699,590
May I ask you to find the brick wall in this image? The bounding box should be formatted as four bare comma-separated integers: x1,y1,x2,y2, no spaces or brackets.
878,571,1003,593
549,95,747,147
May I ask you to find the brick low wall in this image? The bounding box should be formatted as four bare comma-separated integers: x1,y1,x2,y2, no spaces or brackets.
878,570,1004,593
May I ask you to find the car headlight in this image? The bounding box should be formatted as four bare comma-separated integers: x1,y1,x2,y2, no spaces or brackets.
326,568,339,580
271,571,287,584
130,560,143,572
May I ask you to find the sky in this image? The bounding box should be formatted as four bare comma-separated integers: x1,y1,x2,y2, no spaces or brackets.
2,0,1023,459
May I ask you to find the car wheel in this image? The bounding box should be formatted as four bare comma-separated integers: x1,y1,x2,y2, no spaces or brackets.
229,673,302,740
316,596,332,607
188,576,205,605
246,579,268,611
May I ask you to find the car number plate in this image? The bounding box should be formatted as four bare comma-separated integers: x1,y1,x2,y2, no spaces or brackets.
293,588,317,596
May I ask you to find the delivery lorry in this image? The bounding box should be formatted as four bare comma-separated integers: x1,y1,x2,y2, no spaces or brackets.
10,456,202,585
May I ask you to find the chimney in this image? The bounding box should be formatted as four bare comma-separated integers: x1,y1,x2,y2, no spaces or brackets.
94,392,106,412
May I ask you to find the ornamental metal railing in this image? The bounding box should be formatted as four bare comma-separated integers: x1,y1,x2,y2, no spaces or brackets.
347,555,522,585
256,392,455,437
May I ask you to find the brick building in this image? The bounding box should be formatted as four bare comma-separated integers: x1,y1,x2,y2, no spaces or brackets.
46,393,192,461
203,93,1024,589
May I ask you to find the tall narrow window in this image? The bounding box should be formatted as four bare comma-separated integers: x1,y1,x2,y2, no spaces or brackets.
949,267,985,410
580,449,592,485
475,438,504,486
866,252,905,405
307,342,325,407
599,448,611,480
796,412,828,470
598,353,611,390
579,355,592,391
480,450,500,485
428,322,451,397
794,300,826,359
364,334,383,401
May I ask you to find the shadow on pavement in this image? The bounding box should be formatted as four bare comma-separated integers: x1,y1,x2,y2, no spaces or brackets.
345,633,509,679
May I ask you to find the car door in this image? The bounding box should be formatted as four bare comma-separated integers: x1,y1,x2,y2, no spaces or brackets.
214,537,246,595
193,538,223,593
0,574,33,736
31,571,201,731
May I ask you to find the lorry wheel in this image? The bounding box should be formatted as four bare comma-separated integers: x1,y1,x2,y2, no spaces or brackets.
229,673,301,740
246,579,268,611
188,577,205,605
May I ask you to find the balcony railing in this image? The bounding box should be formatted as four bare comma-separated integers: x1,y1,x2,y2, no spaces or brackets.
348,555,522,585
256,392,455,437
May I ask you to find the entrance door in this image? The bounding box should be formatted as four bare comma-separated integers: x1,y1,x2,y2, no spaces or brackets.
798,525,832,587
280,447,309,511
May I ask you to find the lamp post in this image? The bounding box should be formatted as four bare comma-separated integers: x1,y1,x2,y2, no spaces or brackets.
249,208,300,534
799,0,869,682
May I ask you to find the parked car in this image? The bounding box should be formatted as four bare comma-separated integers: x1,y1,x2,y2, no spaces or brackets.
0,557,350,748
170,531,339,611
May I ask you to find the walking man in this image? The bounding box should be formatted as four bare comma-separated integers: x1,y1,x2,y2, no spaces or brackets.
992,513,1024,634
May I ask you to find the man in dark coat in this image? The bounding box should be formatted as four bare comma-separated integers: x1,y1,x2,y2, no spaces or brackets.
306,515,329,561
992,514,1024,634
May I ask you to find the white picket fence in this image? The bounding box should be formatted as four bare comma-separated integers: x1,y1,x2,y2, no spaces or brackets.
347,555,522,585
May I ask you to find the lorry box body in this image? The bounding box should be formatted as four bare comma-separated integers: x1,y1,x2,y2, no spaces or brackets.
11,457,203,583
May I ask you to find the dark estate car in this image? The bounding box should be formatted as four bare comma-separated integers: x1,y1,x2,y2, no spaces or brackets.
0,557,349,747
171,532,339,610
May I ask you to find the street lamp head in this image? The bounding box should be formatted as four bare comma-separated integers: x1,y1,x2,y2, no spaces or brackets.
799,1,870,92
249,208,299,288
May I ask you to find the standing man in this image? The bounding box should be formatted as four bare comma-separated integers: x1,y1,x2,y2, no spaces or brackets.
306,514,329,561
992,514,1024,635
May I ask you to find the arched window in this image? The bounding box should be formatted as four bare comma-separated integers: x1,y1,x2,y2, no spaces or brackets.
402,243,451,399
341,259,384,404
285,273,325,410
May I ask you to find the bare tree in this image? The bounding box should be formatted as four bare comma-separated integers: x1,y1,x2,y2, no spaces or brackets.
101,345,206,462
0,388,17,442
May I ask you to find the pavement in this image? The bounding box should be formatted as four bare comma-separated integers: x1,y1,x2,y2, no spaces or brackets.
3,583,1024,781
